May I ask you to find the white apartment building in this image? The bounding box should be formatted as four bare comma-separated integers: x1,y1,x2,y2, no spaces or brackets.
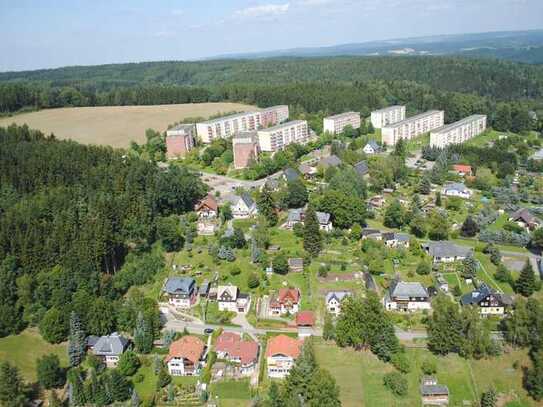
429,114,487,148
196,111,262,143
381,110,444,146
370,105,406,129
257,120,310,152
323,112,361,135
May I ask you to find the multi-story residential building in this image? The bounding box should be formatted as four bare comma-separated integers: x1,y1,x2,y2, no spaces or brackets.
269,288,300,316
323,112,361,135
266,335,302,379
166,336,207,376
257,120,310,152
217,285,251,313
261,105,289,127
163,277,198,309
382,110,444,146
166,124,195,159
460,283,513,317
429,114,487,148
233,131,259,169
196,111,262,143
370,105,406,129
325,291,352,316
215,332,259,375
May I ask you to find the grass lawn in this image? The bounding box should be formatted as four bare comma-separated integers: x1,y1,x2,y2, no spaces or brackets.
314,339,536,407
209,379,251,401
133,362,158,402
0,329,68,382
465,129,502,147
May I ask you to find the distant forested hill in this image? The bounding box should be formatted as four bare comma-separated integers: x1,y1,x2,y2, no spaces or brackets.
0,56,542,134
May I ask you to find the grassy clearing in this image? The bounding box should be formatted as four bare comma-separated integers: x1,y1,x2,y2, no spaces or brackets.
0,329,68,382
0,103,256,148
209,379,251,401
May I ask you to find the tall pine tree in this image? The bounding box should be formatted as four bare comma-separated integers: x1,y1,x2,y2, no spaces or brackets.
133,312,153,354
68,311,86,367
256,185,277,226
516,259,536,297
303,206,322,257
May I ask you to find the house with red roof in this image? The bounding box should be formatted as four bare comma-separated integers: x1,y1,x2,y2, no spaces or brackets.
452,164,472,177
266,335,302,379
166,336,207,376
269,288,300,316
195,194,218,219
215,332,260,375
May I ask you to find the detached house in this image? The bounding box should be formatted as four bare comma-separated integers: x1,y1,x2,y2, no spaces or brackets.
384,280,431,312
166,336,207,376
217,285,250,313
318,155,342,169
286,208,332,231
441,182,472,199
163,277,197,309
420,376,449,406
460,283,513,316
215,332,259,375
316,211,333,231
270,288,300,316
288,258,304,273
422,241,472,263
509,208,541,231
382,232,410,248
452,164,472,177
266,335,302,379
325,291,352,316
195,194,218,218
363,140,382,155
88,333,129,368
228,193,258,219
354,160,369,178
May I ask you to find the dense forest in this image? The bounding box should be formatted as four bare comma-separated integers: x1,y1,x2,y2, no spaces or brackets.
0,124,207,338
1,57,542,134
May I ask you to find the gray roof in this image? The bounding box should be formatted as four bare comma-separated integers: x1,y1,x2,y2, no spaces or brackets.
443,182,469,193
168,123,194,133
319,155,342,168
298,163,315,174
531,148,543,160
287,208,304,222
382,110,443,129
325,291,351,303
361,228,381,237
364,272,378,291
365,140,381,152
239,192,255,208
421,384,449,396
91,333,128,356
288,258,304,267
316,211,331,225
389,280,429,299
199,280,210,294
382,232,410,242
431,115,486,135
265,178,279,189
354,161,369,176
372,105,404,114
164,277,196,295
460,283,513,306
325,111,359,120
423,241,472,259
510,208,537,224
259,120,306,132
284,167,300,182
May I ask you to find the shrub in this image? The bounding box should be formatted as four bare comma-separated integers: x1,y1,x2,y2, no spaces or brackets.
421,358,437,375
117,351,141,376
391,353,411,373
383,372,408,396
247,272,260,289
230,266,241,276
416,261,431,275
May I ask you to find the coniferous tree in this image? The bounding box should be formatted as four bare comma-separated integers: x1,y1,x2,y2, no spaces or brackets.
0,362,28,407
517,259,536,297
427,295,464,355
134,312,153,354
303,206,322,257
435,191,442,207
418,176,432,195
267,381,284,407
67,368,87,406
307,368,341,407
68,311,86,367
256,185,278,226
525,350,543,401
461,216,479,237
109,369,131,402
36,354,65,389
383,199,405,228
322,312,335,341
461,255,478,280
284,339,318,402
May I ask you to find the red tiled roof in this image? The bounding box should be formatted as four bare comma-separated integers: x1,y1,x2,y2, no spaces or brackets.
195,194,218,212
215,332,259,365
270,288,301,309
453,164,472,174
166,335,205,364
266,335,301,359
296,311,315,327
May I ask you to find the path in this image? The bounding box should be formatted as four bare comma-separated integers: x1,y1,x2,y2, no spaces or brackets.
199,170,283,198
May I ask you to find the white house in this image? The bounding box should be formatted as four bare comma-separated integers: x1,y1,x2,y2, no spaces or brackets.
266,335,302,379
316,211,333,232
325,291,352,316
460,283,513,317
163,277,198,309
166,336,207,376
217,285,250,313
441,182,472,199
362,140,381,155
228,193,258,219
88,333,129,368
384,280,431,312
422,241,473,263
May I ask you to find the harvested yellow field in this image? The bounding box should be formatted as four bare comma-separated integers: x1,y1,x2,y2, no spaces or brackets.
0,102,256,148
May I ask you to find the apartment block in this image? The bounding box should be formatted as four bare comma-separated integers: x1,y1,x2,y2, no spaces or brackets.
257,120,310,152
381,110,444,146
166,124,195,159
430,114,487,148
323,112,361,135
261,105,289,128
196,111,262,143
370,105,406,129
233,131,260,169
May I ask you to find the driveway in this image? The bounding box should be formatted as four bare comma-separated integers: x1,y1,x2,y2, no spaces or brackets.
200,170,283,199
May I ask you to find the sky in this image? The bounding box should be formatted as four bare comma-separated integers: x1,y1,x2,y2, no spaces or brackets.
1,0,543,72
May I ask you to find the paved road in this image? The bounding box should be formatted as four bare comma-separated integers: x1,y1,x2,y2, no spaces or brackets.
199,170,283,199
